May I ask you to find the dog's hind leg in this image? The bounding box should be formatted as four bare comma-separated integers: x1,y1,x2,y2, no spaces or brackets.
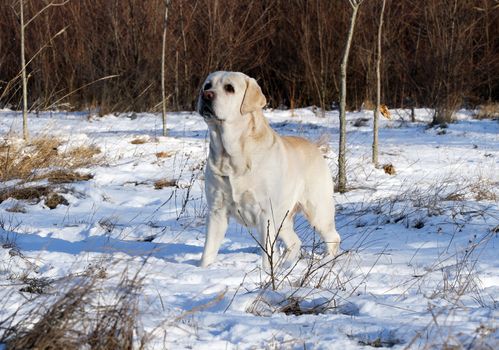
278,217,302,265
302,198,341,257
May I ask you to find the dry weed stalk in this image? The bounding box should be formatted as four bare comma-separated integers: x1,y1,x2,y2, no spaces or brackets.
400,230,497,349
244,219,375,317
142,288,227,344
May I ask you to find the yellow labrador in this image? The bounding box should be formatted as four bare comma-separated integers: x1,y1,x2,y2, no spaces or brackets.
197,71,340,268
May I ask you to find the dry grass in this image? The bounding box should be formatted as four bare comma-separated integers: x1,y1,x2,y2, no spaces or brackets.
440,178,497,202
155,151,174,159
0,137,60,182
44,193,69,209
363,176,497,227
0,186,51,204
0,136,101,183
243,222,357,318
468,180,497,201
0,186,69,209
362,99,376,110
45,170,94,184
66,144,101,161
474,103,499,120
130,138,148,145
380,105,391,120
0,136,100,208
154,178,177,190
1,268,145,350
245,173,497,321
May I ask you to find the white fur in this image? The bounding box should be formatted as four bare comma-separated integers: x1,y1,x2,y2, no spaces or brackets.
197,71,340,268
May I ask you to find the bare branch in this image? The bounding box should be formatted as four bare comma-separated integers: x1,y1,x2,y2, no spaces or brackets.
24,0,69,28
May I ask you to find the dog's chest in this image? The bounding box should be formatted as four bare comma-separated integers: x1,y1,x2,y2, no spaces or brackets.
216,174,261,226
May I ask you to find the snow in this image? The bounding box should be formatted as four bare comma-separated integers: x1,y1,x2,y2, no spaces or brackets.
0,107,498,349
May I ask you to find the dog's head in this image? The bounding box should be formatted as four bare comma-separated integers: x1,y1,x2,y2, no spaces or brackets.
197,71,266,122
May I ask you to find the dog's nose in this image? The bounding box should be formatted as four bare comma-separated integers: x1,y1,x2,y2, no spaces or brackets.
202,90,215,101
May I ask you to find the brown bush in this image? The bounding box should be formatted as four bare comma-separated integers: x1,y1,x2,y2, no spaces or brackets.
0,0,497,112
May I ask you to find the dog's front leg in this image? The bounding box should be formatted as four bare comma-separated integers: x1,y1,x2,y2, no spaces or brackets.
200,208,228,267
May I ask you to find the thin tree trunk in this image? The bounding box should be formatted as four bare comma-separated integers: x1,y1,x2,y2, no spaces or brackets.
161,0,171,137
317,0,326,118
15,0,68,140
175,49,179,111
20,0,29,141
338,2,360,193
372,0,386,167
179,0,189,109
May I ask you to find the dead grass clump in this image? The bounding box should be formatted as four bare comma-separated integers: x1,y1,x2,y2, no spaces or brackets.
2,270,144,350
474,103,499,120
4,279,94,350
67,145,101,162
46,170,94,184
45,193,69,209
154,178,177,190
155,151,174,159
0,136,102,183
244,227,359,318
276,297,303,315
382,163,396,175
443,178,497,202
0,187,68,209
277,296,346,316
130,138,148,145
362,100,376,110
468,181,497,201
380,105,392,120
0,138,60,182
365,176,498,229
0,186,50,204
444,193,466,201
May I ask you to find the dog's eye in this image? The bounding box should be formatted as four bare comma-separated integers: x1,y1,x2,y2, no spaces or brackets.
224,84,235,93
204,82,212,90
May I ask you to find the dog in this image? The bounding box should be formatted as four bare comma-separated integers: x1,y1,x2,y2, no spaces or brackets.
197,71,340,268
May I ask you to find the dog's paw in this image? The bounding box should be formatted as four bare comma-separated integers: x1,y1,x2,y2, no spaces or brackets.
199,259,212,268
326,241,341,257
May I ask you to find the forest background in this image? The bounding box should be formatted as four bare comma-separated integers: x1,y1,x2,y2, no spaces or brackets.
1,0,498,114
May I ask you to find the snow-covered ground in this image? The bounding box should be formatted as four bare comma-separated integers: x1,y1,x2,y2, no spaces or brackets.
0,107,497,349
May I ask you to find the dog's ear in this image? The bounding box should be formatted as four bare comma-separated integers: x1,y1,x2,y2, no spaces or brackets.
240,77,266,115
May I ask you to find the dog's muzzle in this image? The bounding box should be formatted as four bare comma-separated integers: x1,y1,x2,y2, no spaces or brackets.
199,90,217,120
